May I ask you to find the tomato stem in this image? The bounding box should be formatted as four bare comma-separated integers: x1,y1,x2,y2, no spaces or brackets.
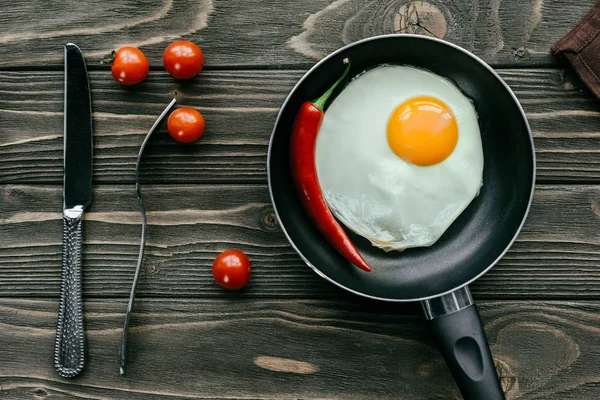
100,50,116,65
311,58,351,111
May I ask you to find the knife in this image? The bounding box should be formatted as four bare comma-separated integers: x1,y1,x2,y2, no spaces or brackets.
54,43,93,378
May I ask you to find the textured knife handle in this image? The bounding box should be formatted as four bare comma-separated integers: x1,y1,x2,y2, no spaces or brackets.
55,211,85,378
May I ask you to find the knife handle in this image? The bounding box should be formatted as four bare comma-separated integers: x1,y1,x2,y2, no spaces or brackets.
55,208,86,378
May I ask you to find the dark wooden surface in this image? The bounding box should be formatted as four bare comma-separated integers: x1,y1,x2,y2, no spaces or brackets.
1,299,599,399
3,184,600,300
1,0,599,399
2,69,600,185
0,0,598,68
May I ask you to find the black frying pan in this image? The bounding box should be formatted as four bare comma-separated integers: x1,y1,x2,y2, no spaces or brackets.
268,34,535,399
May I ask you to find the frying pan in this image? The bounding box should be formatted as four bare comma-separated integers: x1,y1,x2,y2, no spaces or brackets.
268,34,535,399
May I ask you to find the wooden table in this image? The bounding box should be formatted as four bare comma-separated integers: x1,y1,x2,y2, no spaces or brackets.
1,1,600,398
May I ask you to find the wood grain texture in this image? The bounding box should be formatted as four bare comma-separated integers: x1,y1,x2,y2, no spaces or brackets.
1,68,600,185
2,1,598,399
0,0,596,67
0,298,598,399
2,184,600,299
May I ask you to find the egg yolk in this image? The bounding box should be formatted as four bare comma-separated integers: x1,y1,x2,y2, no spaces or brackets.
386,96,458,166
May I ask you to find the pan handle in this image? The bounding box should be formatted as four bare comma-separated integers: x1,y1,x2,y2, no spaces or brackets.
421,287,505,400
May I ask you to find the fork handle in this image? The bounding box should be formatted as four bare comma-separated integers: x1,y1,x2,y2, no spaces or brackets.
54,208,86,378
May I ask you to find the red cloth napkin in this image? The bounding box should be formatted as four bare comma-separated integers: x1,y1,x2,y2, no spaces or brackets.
552,1,600,99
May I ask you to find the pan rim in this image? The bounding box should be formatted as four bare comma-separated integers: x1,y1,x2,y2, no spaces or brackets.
267,33,536,303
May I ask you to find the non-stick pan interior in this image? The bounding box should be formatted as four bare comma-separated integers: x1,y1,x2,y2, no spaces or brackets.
268,35,535,301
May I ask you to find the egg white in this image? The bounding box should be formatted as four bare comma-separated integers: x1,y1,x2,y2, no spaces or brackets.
315,65,483,251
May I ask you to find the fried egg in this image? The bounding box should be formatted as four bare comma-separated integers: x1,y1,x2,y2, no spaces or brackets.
315,65,483,251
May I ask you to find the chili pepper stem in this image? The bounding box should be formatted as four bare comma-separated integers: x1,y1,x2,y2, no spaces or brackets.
312,58,351,111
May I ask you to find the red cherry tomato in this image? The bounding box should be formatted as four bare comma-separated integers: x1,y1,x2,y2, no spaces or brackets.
167,108,205,143
111,46,149,86
163,40,204,79
212,250,251,290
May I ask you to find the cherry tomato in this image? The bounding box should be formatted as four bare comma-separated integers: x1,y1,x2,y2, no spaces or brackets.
167,108,205,143
111,46,149,86
212,249,251,290
163,40,204,79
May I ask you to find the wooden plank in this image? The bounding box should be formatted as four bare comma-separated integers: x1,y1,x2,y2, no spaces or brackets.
1,184,600,299
0,0,596,68
1,69,600,185
0,298,598,399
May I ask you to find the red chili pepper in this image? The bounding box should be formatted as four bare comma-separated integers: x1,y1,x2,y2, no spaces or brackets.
290,59,371,273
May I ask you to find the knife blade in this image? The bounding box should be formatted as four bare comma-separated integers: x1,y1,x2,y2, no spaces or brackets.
55,43,93,378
